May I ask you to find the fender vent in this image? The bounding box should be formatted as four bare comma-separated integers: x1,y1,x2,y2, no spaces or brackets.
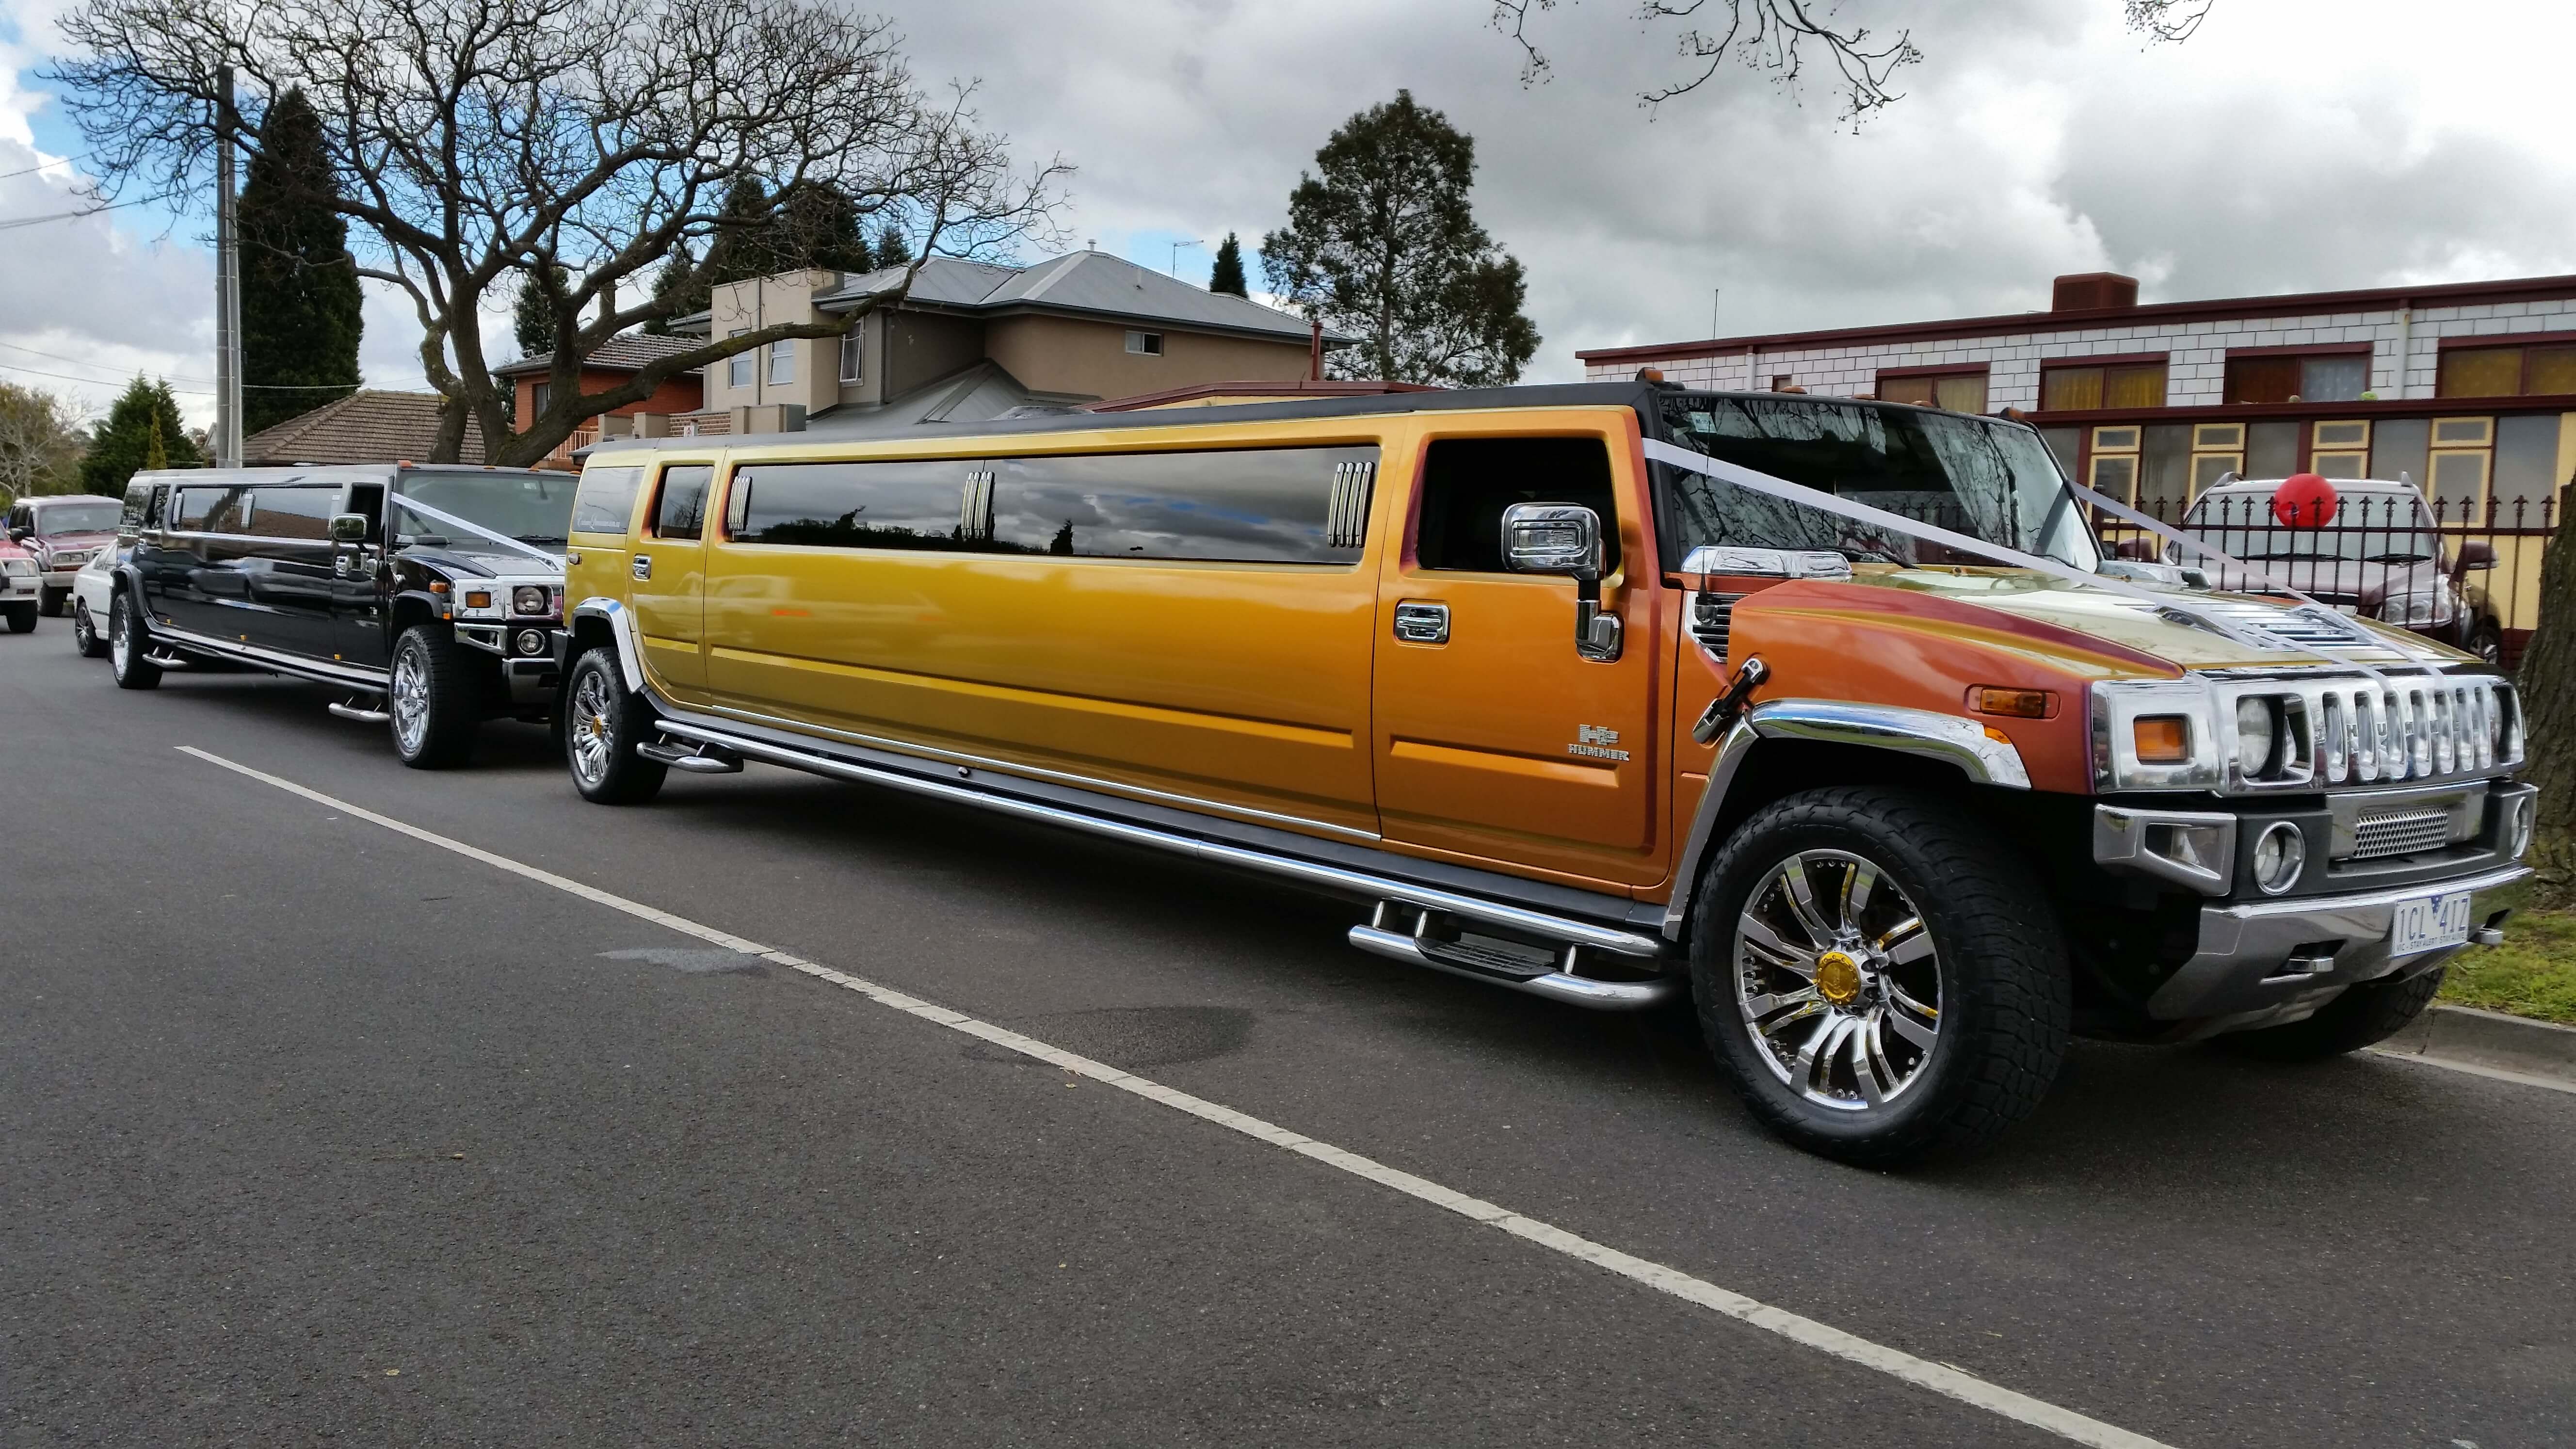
1691,592,1743,655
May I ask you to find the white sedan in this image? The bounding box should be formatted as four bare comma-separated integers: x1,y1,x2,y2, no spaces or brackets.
70,541,121,658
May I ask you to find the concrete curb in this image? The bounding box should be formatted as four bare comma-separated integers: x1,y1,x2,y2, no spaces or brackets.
2378,1003,2576,1085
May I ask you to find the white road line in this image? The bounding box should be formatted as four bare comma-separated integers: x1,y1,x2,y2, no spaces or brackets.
177,744,2174,1449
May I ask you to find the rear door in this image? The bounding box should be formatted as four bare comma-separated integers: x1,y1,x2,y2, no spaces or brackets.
629,459,718,699
233,484,342,656
1370,426,1666,888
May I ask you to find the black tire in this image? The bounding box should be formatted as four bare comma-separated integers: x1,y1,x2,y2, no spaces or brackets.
3,602,34,634
72,600,107,658
388,625,481,769
2471,625,2504,670
1689,786,2071,1167
108,594,160,689
2221,966,2446,1062
562,646,666,805
40,585,68,618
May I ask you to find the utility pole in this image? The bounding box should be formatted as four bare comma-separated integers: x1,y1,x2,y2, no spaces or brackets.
1171,239,1203,277
213,64,242,466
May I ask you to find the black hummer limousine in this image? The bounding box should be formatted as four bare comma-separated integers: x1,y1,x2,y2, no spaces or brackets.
106,464,574,767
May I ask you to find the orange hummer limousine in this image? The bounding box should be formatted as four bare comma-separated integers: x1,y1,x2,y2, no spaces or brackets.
558,382,2531,1162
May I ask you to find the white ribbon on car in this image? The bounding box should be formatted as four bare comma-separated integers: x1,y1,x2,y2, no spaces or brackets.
1638,437,2407,678
388,493,564,567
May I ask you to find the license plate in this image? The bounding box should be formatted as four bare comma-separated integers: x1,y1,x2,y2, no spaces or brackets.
2388,889,2475,956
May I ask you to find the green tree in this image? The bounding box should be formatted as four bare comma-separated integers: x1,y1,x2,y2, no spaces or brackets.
775,180,876,273
0,383,88,499
1260,91,1538,386
513,261,574,358
1208,232,1247,297
873,222,908,269
238,86,361,433
79,376,199,496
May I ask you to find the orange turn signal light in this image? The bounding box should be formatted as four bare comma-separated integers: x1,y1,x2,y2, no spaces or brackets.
428,580,449,594
463,590,492,610
2133,715,2191,763
1973,687,2051,719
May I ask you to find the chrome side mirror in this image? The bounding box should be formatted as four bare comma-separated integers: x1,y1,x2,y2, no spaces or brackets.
328,513,370,544
1501,502,1621,663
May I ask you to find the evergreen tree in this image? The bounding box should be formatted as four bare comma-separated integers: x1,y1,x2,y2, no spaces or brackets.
640,242,700,336
775,180,875,273
872,222,908,269
1208,232,1248,297
79,377,199,495
513,262,574,358
239,87,363,433
1259,91,1539,386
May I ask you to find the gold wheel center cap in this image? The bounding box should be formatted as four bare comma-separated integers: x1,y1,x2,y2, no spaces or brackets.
1815,950,1864,1006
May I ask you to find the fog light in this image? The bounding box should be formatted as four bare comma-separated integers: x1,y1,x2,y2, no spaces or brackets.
2252,821,2306,895
513,585,549,615
2509,794,2535,859
515,629,547,656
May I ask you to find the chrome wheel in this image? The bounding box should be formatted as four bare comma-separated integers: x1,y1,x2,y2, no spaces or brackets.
74,603,95,652
1733,849,1941,1112
569,667,614,787
390,644,432,754
108,605,129,669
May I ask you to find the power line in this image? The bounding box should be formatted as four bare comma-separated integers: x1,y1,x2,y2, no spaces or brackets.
0,149,96,183
0,197,150,231
0,341,361,391
0,358,213,396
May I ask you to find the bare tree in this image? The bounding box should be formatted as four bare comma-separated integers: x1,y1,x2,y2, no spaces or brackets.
1489,0,2214,122
0,383,87,501
49,0,1068,467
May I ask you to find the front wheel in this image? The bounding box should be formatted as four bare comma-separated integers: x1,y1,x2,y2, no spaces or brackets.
72,600,107,658
3,602,34,634
389,625,481,769
1690,787,2071,1166
40,586,68,618
563,647,666,805
2470,625,2504,670
108,595,160,688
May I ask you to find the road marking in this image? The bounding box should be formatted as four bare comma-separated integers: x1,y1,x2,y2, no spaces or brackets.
177,744,2171,1449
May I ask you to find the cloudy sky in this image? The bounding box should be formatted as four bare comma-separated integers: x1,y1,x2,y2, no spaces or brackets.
6,0,2575,428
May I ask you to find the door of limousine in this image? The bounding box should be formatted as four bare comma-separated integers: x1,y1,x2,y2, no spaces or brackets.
628,460,717,699
1370,431,1663,888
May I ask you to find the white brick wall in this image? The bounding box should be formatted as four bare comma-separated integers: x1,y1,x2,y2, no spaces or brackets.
1584,294,2576,408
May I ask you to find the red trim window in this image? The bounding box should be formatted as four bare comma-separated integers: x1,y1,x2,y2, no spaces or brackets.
1876,368,1987,413
2225,349,2370,404
2437,342,2576,399
2039,357,2167,410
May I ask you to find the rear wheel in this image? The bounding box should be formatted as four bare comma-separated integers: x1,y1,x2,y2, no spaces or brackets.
40,585,68,617
2222,967,2446,1061
564,646,666,805
72,600,107,658
3,602,34,634
388,625,480,769
2471,625,2504,669
1690,787,2070,1166
108,595,160,689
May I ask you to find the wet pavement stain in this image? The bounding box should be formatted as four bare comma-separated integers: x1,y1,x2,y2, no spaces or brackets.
966,1005,1256,1071
597,947,769,975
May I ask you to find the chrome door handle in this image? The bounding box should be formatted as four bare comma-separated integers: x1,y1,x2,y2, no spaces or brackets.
1393,601,1449,644
631,554,652,580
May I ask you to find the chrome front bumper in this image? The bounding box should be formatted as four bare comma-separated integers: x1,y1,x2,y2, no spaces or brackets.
2147,863,2529,1020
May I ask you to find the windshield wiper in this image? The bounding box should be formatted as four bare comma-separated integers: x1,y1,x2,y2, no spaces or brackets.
514,533,567,545
2363,552,2433,564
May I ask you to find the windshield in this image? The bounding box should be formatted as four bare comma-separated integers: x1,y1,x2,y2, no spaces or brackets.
392,470,576,549
35,503,118,534
1657,395,2100,572
2182,492,2440,564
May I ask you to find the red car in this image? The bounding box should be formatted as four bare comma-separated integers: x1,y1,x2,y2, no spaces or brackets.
5,494,122,619
0,533,40,632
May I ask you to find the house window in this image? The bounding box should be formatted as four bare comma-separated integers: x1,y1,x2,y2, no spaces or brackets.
2224,351,2370,405
2310,419,2370,480
1125,330,1164,356
2039,360,2166,411
2437,343,2576,399
768,339,794,386
1770,373,1793,392
530,381,550,419
839,328,863,383
1876,369,1988,413
726,329,752,389
2189,421,2245,495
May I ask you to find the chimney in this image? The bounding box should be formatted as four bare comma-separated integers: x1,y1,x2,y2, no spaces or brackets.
2051,273,2138,312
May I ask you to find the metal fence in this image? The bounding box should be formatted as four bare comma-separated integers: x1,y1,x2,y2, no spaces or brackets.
2093,492,2560,668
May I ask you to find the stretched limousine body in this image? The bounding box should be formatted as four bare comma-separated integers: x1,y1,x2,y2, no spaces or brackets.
557,381,2531,1162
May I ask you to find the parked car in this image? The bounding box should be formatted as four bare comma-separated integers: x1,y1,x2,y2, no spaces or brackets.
106,464,573,766
69,535,124,657
2166,478,2505,664
550,382,2532,1165
0,533,39,632
5,493,122,618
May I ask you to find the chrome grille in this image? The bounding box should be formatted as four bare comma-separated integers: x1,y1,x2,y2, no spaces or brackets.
2350,809,2453,859
2215,675,2521,791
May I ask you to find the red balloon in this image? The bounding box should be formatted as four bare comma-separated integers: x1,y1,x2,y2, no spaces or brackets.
2273,473,2338,528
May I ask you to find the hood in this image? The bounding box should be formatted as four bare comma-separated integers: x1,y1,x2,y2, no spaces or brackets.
1823,564,2466,671
394,540,564,580
26,529,112,560
2192,558,2442,611
0,539,27,561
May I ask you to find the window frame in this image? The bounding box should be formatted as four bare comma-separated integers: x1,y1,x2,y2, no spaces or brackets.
2222,345,2373,406
2036,354,2169,412
838,326,863,384
767,339,795,386
725,329,752,389
2436,338,2576,400
1124,329,1164,357
1873,365,1990,415
647,462,718,541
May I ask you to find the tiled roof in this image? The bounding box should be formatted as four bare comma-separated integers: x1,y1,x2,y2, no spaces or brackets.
812,252,1351,344
494,331,704,377
242,390,488,466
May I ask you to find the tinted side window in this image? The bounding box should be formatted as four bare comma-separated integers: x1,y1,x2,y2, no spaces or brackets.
730,459,992,550
570,464,645,535
990,447,1376,563
120,483,152,530
246,488,336,541
1416,437,1619,573
651,465,714,539
175,486,254,533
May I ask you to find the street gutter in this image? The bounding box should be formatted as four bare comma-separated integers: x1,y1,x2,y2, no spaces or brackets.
2372,1003,2576,1091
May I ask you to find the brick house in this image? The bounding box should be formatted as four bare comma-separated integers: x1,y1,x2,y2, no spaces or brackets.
494,332,706,433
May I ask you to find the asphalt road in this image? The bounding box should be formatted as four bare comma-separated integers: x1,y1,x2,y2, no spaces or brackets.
4,633,2571,1448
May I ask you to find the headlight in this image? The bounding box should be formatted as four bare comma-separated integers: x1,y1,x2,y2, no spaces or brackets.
2235,697,2278,775
2380,591,2453,626
1,559,33,577
2092,680,2223,791
512,585,550,615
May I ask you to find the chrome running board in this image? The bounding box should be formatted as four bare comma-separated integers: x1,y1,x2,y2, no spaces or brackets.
1347,924,1680,1012
651,715,1672,962
326,700,391,724
639,738,743,774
